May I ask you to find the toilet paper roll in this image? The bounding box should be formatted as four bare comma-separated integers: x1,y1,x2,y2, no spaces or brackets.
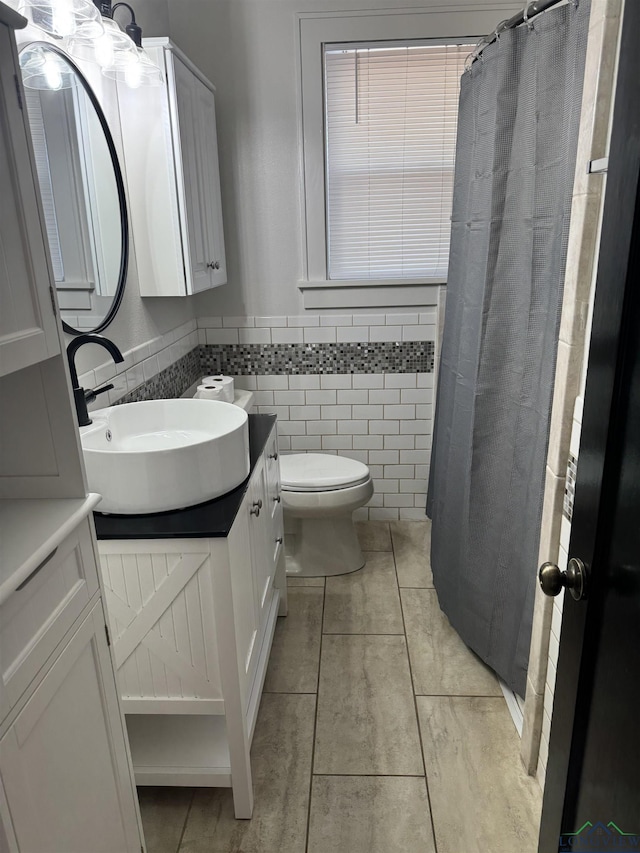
202,375,234,403
195,384,224,401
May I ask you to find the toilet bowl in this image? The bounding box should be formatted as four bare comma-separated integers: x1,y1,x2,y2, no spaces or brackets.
280,453,374,577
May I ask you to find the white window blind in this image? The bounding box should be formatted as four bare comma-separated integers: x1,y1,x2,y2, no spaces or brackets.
324,42,471,281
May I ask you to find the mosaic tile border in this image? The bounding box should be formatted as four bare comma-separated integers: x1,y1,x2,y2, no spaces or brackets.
116,348,201,405
199,342,434,376
563,452,578,522
113,339,434,406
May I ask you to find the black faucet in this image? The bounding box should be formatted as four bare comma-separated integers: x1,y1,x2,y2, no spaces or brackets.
66,334,124,426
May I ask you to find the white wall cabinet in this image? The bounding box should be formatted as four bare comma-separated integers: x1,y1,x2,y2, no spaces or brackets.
118,38,226,297
0,16,60,377
97,420,286,819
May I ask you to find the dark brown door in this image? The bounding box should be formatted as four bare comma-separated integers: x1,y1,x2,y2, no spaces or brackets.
538,2,640,850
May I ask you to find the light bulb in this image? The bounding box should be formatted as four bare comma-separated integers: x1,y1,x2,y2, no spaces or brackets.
43,54,63,89
51,0,75,37
94,31,115,68
123,54,143,88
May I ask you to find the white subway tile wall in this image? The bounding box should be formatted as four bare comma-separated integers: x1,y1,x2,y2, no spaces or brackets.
198,311,437,343
204,311,436,521
82,313,436,521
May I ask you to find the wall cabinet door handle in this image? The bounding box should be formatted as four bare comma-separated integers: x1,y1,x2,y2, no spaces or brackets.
269,452,278,461
276,537,283,545
273,495,281,503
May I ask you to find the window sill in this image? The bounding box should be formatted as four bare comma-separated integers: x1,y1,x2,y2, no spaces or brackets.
299,278,446,289
298,279,445,309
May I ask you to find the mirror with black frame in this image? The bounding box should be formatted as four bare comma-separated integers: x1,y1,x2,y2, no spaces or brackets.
19,42,128,335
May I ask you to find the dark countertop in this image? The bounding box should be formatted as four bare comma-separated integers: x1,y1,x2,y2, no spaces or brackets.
94,413,276,541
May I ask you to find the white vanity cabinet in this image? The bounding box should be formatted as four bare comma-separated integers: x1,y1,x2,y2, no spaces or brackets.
117,38,226,297
96,418,287,819
0,12,59,377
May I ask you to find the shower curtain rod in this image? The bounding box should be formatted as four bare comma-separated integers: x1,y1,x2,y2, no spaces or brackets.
468,0,574,67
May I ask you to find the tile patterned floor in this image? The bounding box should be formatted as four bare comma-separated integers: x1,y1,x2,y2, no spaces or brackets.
138,520,542,853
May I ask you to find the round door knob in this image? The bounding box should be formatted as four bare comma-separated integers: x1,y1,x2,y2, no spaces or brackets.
539,558,588,601
273,495,281,503
206,261,216,269
250,505,260,517
276,537,283,545
214,261,220,270
269,452,279,461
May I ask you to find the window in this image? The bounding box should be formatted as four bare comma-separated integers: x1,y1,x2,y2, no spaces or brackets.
297,6,491,303
324,41,471,282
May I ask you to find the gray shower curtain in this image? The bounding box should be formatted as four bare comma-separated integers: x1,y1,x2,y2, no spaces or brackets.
427,0,590,697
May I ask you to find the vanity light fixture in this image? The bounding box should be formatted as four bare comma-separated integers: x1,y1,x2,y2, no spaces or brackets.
17,0,103,39
67,0,162,87
68,12,137,70
101,2,163,87
20,42,75,88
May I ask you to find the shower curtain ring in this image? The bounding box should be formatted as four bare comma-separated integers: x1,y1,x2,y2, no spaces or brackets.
493,19,510,41
475,35,490,63
523,1,536,30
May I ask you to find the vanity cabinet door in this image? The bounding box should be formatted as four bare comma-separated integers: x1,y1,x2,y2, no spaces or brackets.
249,459,275,633
264,427,284,568
0,603,142,853
0,23,60,377
228,491,261,707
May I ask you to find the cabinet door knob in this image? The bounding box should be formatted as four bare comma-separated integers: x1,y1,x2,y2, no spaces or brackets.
214,260,220,269
250,505,260,517
273,495,281,503
269,452,279,460
207,260,219,270
276,537,283,545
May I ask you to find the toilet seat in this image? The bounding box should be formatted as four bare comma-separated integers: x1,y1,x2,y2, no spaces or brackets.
280,453,370,492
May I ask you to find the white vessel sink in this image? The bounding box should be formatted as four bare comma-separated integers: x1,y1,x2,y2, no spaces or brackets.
80,399,250,514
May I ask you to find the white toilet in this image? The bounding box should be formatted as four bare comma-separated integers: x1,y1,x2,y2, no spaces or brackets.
280,453,374,577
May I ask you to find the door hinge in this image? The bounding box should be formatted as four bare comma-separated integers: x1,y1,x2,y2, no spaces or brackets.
49,286,57,316
105,624,111,646
13,75,22,110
